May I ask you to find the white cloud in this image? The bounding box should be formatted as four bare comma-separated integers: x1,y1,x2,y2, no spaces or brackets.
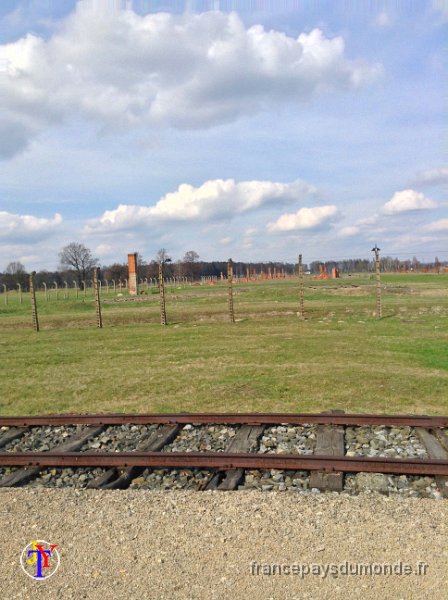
357,214,379,226
267,205,339,232
337,225,360,237
95,243,113,255
425,219,448,232
374,12,393,28
382,189,438,215
86,178,316,232
0,211,62,241
432,0,448,22
0,4,381,158
412,166,448,187
244,227,257,236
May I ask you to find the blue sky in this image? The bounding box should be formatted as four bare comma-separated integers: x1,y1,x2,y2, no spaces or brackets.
0,0,446,270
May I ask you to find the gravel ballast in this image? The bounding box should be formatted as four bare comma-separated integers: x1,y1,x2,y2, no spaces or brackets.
240,425,316,491
0,426,84,480
1,489,446,599
0,423,446,497
27,424,161,489
344,426,428,459
130,424,239,489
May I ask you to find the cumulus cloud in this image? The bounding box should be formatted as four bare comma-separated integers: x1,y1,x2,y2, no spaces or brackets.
0,211,62,241
267,205,339,232
382,189,438,215
0,3,382,158
86,178,316,232
412,166,448,187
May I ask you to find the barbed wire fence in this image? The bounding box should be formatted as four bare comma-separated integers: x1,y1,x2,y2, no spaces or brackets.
0,250,447,330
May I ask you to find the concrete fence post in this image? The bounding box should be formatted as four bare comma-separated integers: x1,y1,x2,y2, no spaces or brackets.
372,245,382,319
227,258,235,323
298,254,305,320
93,267,103,328
29,272,39,331
159,261,167,325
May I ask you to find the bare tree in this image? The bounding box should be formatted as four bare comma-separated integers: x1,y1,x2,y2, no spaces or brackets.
156,248,171,264
103,263,127,282
183,250,199,263
59,242,98,285
182,250,200,280
155,248,172,279
4,261,27,288
136,253,147,281
5,261,26,276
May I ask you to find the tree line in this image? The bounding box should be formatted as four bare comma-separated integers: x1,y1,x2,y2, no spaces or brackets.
1,242,446,291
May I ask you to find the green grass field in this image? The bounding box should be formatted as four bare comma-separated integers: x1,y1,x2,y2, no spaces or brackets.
1,273,447,416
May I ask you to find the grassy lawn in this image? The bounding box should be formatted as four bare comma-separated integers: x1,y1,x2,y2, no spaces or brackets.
1,273,447,416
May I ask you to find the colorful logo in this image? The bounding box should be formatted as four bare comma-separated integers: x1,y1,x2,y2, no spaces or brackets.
20,540,60,580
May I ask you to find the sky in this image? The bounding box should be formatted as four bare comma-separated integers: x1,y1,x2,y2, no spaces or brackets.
0,0,447,271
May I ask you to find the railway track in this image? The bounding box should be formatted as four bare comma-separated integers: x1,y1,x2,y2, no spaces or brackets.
0,412,447,496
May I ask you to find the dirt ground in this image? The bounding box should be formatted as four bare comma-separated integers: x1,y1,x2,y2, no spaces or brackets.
1,488,446,599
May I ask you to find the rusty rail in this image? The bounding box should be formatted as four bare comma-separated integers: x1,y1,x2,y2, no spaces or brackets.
0,413,447,428
1,451,447,476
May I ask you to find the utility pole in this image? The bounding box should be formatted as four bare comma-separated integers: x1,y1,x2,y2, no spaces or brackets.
93,267,103,328
298,254,305,319
371,245,382,319
29,272,39,332
227,258,235,323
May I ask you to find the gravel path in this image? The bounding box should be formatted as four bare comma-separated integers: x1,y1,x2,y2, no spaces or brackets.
0,489,446,599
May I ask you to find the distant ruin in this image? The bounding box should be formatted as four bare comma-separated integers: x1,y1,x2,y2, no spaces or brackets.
315,264,340,280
